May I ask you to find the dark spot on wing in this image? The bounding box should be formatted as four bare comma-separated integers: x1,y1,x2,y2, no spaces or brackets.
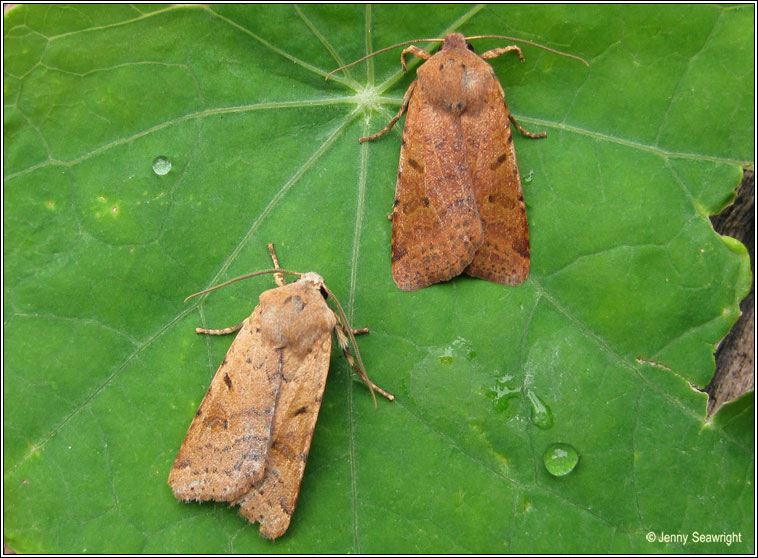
490,153,508,170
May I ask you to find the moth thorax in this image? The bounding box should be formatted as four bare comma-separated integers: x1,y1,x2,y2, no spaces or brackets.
420,52,489,116
259,284,335,354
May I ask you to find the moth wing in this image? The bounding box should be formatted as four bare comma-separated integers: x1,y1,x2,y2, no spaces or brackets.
237,283,335,539
391,82,483,291
169,306,282,502
462,74,530,285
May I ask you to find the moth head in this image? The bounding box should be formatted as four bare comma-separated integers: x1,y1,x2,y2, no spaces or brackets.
298,272,329,300
442,32,469,52
299,272,325,287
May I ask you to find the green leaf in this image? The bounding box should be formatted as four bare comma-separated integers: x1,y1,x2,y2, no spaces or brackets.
4,4,753,553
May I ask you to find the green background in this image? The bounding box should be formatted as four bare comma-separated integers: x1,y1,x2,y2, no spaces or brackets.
3,4,754,553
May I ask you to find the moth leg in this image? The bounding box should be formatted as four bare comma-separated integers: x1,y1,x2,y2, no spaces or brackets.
267,243,286,287
400,45,432,72
508,114,547,139
352,327,369,336
195,322,244,335
359,80,417,143
334,319,394,402
480,44,524,62
482,45,546,138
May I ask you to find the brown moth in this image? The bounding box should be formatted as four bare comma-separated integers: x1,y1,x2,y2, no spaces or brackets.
330,33,587,291
169,245,393,539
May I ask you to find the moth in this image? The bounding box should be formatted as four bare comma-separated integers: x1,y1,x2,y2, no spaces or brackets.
329,33,587,291
168,245,393,539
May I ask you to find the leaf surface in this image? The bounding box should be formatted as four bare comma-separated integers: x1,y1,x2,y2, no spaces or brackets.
3,4,753,553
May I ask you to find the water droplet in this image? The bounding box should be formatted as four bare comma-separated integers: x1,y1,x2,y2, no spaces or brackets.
543,443,579,477
438,337,473,365
524,169,535,184
526,390,553,430
489,373,522,412
152,156,172,175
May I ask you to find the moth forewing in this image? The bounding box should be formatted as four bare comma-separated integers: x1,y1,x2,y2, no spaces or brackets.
168,305,283,502
459,60,531,285
236,275,336,538
390,67,483,290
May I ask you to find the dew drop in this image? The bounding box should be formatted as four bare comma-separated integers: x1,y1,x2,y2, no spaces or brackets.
152,156,172,175
438,337,473,365
489,373,521,413
526,390,553,430
543,443,579,477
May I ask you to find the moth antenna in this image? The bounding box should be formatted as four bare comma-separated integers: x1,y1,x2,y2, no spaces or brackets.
322,284,394,405
325,38,444,80
184,269,303,302
466,34,590,66
326,34,588,81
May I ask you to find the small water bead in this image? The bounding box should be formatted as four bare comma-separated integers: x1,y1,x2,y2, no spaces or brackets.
543,443,579,477
152,156,172,175
526,390,553,430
